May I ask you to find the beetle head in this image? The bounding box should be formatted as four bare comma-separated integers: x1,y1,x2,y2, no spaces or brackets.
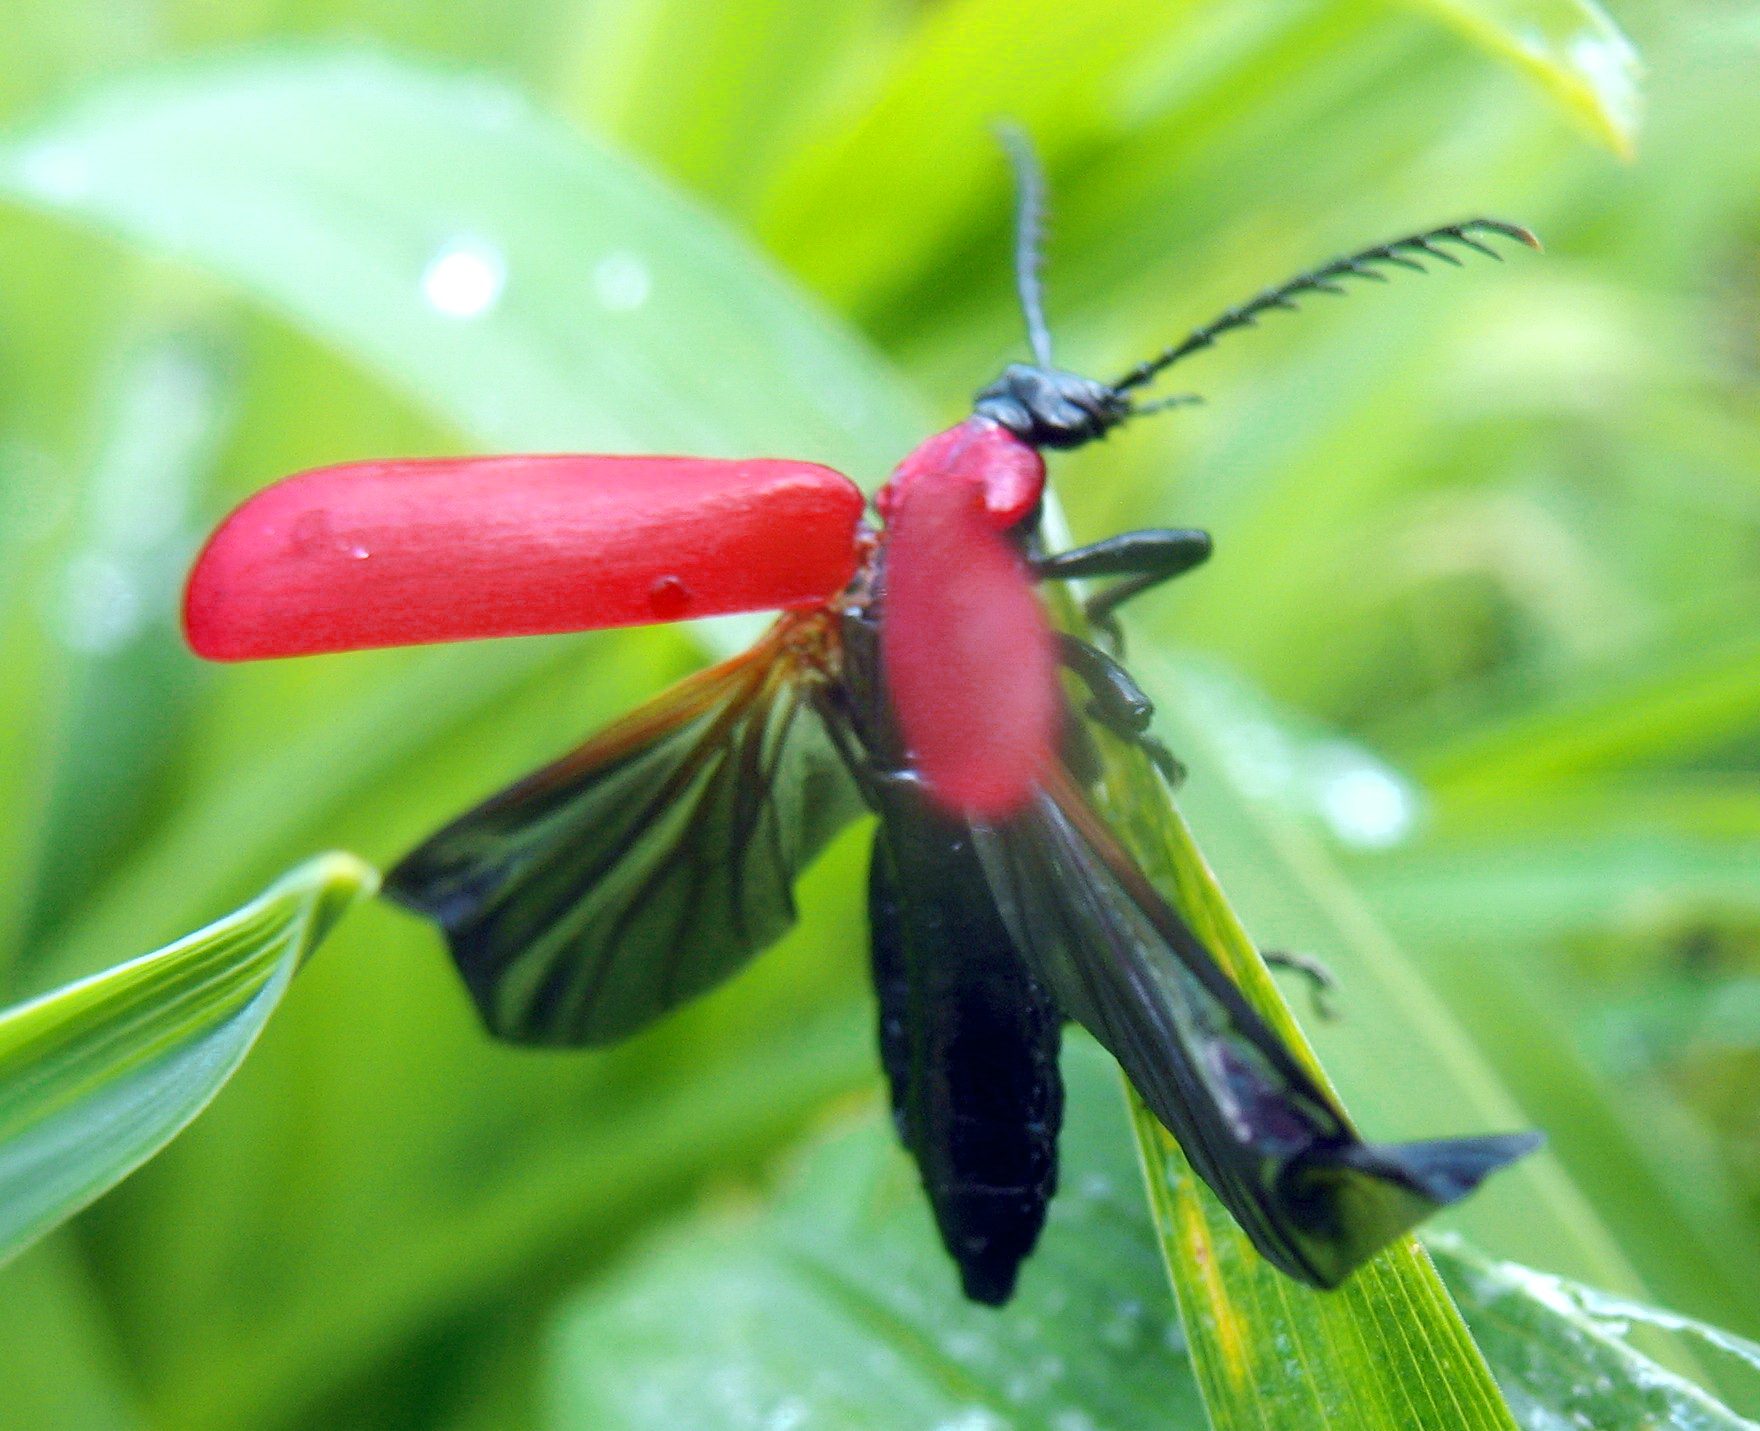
973,364,1132,450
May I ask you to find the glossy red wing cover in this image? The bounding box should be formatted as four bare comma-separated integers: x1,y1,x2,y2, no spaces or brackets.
185,454,865,659
880,426,1055,819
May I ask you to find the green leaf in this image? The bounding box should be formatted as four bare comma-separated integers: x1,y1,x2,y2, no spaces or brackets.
1395,0,1642,158
1434,1237,1760,1428
1146,659,1644,1281
0,50,920,470
8,319,235,974
1356,827,1760,1344
545,1041,1758,1431
561,0,893,213
0,853,375,1265
0,1240,140,1431
1417,630,1760,811
1091,742,1520,1431
1360,831,1760,947
1152,658,1760,1371
759,0,1209,309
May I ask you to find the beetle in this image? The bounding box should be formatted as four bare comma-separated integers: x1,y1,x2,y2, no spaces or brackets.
184,138,1541,1304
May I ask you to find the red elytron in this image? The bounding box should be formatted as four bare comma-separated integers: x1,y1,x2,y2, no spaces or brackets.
183,154,1541,1305
185,454,865,655
875,417,1055,815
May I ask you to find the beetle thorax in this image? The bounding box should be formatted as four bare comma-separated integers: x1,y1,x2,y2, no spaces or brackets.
973,364,1131,450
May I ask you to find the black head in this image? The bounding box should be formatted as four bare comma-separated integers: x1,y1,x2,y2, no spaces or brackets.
974,363,1131,449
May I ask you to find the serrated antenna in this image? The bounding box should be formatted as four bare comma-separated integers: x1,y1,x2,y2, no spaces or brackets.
1113,219,1542,395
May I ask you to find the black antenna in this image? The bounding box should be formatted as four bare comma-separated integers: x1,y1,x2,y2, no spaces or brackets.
997,123,1054,369
1113,219,1541,395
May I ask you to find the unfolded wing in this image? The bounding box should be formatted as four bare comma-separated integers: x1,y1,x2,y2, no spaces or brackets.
969,769,1538,1287
386,622,864,1046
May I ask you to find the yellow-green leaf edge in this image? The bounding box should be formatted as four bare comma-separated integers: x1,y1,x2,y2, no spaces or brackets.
0,853,377,1265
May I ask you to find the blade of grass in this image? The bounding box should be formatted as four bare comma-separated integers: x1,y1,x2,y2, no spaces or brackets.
1416,629,1760,810
559,0,894,214
759,0,1209,310
1095,751,1522,1430
1141,654,1760,1396
1034,526,1531,1428
1395,0,1642,157
0,1239,141,1431
0,852,374,1264
0,49,920,468
1149,656,1649,1288
1433,1236,1760,1426
12,318,235,968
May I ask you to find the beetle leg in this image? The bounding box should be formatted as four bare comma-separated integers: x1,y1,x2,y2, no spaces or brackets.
1264,949,1340,1022
1056,634,1152,731
1032,528,1211,650
1056,634,1186,786
1132,732,1187,787
1033,527,1213,584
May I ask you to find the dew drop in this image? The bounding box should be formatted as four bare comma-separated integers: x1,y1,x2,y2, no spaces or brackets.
594,251,652,311
648,574,692,620
945,1331,982,1360
933,1410,1006,1431
422,237,506,319
1309,741,1418,849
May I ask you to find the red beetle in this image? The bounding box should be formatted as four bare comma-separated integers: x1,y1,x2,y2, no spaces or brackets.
185,141,1541,1303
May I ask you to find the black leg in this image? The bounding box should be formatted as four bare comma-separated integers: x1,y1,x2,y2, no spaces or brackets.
1056,635,1186,785
1057,635,1152,732
1264,950,1340,1022
1033,528,1212,649
1033,528,1214,583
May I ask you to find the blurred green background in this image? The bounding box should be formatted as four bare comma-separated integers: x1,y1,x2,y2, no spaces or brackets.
1,0,1757,1427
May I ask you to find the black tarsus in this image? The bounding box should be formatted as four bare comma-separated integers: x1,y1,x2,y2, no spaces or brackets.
1057,635,1152,733
1055,634,1185,786
1264,949,1340,1022
1112,218,1543,396
997,122,1054,368
1035,528,1216,782
1084,572,1178,649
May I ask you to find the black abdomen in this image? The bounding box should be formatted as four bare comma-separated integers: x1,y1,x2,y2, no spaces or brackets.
868,796,1064,1306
